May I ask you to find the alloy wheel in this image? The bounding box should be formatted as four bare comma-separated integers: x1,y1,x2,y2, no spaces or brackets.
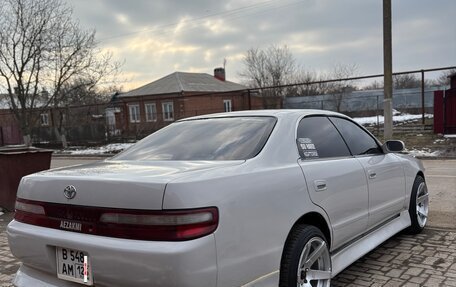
296,237,331,287
416,182,429,228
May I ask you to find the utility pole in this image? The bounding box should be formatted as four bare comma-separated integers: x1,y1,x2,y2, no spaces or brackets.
383,0,393,140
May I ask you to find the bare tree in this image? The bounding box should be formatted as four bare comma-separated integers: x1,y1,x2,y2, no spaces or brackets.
0,0,120,145
49,81,122,147
286,70,327,97
393,74,421,89
363,80,384,90
435,69,456,86
59,80,120,107
364,72,440,90
324,63,359,112
240,48,268,89
240,45,296,108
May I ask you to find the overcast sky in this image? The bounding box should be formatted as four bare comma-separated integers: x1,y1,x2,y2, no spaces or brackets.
70,0,456,91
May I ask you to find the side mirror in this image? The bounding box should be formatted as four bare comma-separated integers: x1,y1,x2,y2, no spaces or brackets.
383,140,405,153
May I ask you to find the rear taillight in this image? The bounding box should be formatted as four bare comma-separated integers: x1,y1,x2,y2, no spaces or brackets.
15,200,45,215
14,198,218,241
98,208,218,241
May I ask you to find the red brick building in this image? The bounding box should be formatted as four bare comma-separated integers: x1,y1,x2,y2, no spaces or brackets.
111,68,264,138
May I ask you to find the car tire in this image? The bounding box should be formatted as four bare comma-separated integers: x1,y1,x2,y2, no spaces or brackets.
405,175,429,234
279,225,331,287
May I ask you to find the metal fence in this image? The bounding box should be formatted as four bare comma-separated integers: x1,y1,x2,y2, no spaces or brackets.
1,66,454,146
283,87,437,115
251,66,455,136
32,103,108,146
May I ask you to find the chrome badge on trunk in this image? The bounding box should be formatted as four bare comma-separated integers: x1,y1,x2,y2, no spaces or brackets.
63,185,77,199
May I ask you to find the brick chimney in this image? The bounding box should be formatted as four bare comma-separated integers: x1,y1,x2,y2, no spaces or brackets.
214,67,225,81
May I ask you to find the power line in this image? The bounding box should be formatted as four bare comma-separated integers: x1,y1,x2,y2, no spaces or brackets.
97,0,280,42
97,0,305,43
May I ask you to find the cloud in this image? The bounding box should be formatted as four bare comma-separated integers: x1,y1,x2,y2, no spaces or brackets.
69,0,456,90
115,13,129,25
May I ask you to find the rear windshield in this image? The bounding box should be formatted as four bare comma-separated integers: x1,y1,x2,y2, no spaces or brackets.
113,117,277,161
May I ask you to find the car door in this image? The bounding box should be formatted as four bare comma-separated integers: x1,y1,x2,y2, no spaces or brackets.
297,116,369,249
329,116,406,229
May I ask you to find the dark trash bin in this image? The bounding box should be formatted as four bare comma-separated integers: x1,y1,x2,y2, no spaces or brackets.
0,145,53,211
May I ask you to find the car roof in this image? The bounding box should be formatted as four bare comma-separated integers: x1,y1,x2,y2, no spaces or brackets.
180,109,349,121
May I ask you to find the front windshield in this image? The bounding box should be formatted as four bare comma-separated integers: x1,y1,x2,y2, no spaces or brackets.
113,116,277,161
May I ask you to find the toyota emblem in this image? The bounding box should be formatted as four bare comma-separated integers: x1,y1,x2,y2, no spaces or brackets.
63,185,77,199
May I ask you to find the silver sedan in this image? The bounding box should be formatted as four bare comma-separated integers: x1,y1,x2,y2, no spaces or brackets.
7,109,428,287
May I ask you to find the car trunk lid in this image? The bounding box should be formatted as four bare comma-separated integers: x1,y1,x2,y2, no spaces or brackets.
17,160,243,209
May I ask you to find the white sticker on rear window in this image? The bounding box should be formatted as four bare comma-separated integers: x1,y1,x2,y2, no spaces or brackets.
306,143,315,150
298,138,312,144
298,138,319,159
304,151,319,158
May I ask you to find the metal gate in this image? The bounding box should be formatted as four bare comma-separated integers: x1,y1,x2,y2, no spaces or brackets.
434,74,456,134
443,88,456,134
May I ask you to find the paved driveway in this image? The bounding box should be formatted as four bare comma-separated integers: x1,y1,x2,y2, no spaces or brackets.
0,213,16,286
332,227,456,286
0,158,455,286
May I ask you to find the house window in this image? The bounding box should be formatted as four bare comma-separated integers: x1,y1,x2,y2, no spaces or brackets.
129,104,140,123
162,102,174,121
223,99,232,112
40,113,49,126
145,103,157,122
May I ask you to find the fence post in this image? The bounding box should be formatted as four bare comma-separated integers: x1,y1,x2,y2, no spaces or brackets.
376,95,380,136
421,69,425,124
443,87,447,134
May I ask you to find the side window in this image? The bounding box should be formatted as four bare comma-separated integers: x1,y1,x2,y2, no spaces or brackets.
297,116,351,159
223,99,232,112
329,117,383,155
128,104,140,123
145,103,157,122
162,102,174,121
40,113,49,126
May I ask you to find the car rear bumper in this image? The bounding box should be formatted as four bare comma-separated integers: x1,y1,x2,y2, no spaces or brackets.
7,220,217,287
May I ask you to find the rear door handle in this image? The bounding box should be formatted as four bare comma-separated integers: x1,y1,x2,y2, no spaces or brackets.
314,180,327,192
